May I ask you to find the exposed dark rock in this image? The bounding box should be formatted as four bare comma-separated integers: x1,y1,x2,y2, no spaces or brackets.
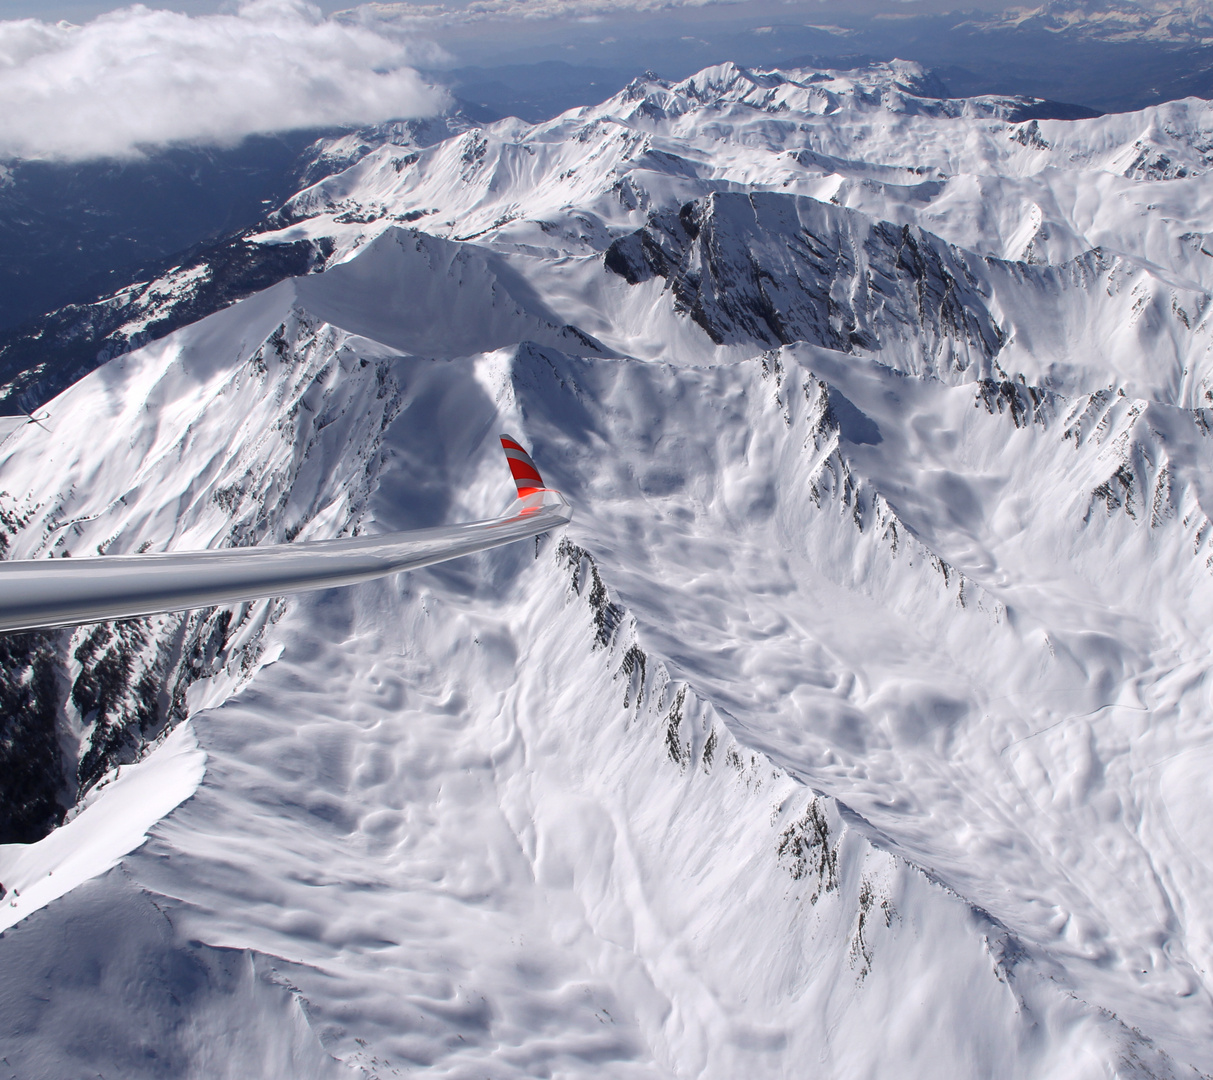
1011,119,1051,149
976,377,1052,427
72,620,162,794
604,191,1005,374
558,536,625,649
665,686,689,767
778,798,839,900
0,629,67,844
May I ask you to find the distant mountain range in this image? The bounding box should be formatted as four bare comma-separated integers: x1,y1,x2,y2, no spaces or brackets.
5,0,1213,355
964,0,1213,44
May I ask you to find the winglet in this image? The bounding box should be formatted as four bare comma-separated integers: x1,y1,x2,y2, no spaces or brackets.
500,434,545,497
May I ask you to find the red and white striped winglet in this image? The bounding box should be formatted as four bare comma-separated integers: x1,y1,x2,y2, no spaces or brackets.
500,434,545,498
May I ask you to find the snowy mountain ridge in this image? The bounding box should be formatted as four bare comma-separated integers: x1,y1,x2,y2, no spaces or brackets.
10,57,1213,409
966,0,1213,44
3,59,1213,1078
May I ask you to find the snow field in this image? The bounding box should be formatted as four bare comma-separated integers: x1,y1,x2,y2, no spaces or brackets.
5,57,1213,1077
0,318,1201,1072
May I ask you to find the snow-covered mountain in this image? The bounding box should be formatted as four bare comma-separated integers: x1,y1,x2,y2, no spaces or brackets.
0,114,475,416
4,59,1213,1078
967,0,1213,45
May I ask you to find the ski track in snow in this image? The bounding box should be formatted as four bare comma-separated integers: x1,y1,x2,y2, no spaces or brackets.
3,59,1213,1077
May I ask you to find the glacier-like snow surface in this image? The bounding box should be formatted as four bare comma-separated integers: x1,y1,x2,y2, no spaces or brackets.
2,59,1213,1077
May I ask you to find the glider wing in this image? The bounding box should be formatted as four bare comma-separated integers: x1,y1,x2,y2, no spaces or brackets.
0,434,570,634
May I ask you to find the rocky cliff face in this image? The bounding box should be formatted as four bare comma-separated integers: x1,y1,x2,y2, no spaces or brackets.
605,191,1006,376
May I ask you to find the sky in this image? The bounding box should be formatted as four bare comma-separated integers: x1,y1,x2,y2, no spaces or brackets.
0,2,450,160
0,0,1023,15
0,0,796,161
0,1,228,15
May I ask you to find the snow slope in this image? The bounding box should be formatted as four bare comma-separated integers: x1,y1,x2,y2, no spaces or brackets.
3,59,1213,1078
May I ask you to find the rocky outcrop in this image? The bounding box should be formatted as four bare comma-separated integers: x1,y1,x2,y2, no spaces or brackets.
605,191,1006,377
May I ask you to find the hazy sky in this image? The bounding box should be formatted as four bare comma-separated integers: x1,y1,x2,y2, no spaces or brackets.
0,2,449,160
0,1,229,15
0,0,1025,19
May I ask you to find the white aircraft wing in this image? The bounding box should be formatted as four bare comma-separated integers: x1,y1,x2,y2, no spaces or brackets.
0,412,50,462
0,435,571,634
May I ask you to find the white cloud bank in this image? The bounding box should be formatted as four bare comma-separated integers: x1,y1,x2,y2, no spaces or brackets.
336,0,1050,27
340,0,747,25
0,0,449,162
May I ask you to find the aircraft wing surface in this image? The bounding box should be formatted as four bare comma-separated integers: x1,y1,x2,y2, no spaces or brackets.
0,435,571,634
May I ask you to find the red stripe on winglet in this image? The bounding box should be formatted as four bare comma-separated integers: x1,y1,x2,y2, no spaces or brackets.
509,461,543,482
500,434,546,496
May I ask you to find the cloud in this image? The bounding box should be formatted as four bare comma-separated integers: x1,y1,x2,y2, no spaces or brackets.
338,0,747,25
0,1,450,162
336,0,1058,27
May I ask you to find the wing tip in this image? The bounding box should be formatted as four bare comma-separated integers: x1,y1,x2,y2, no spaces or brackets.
500,433,546,497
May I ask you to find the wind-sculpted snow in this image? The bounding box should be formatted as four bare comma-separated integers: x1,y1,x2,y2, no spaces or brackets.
8,57,1213,1079
291,227,611,360
0,334,1182,1073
